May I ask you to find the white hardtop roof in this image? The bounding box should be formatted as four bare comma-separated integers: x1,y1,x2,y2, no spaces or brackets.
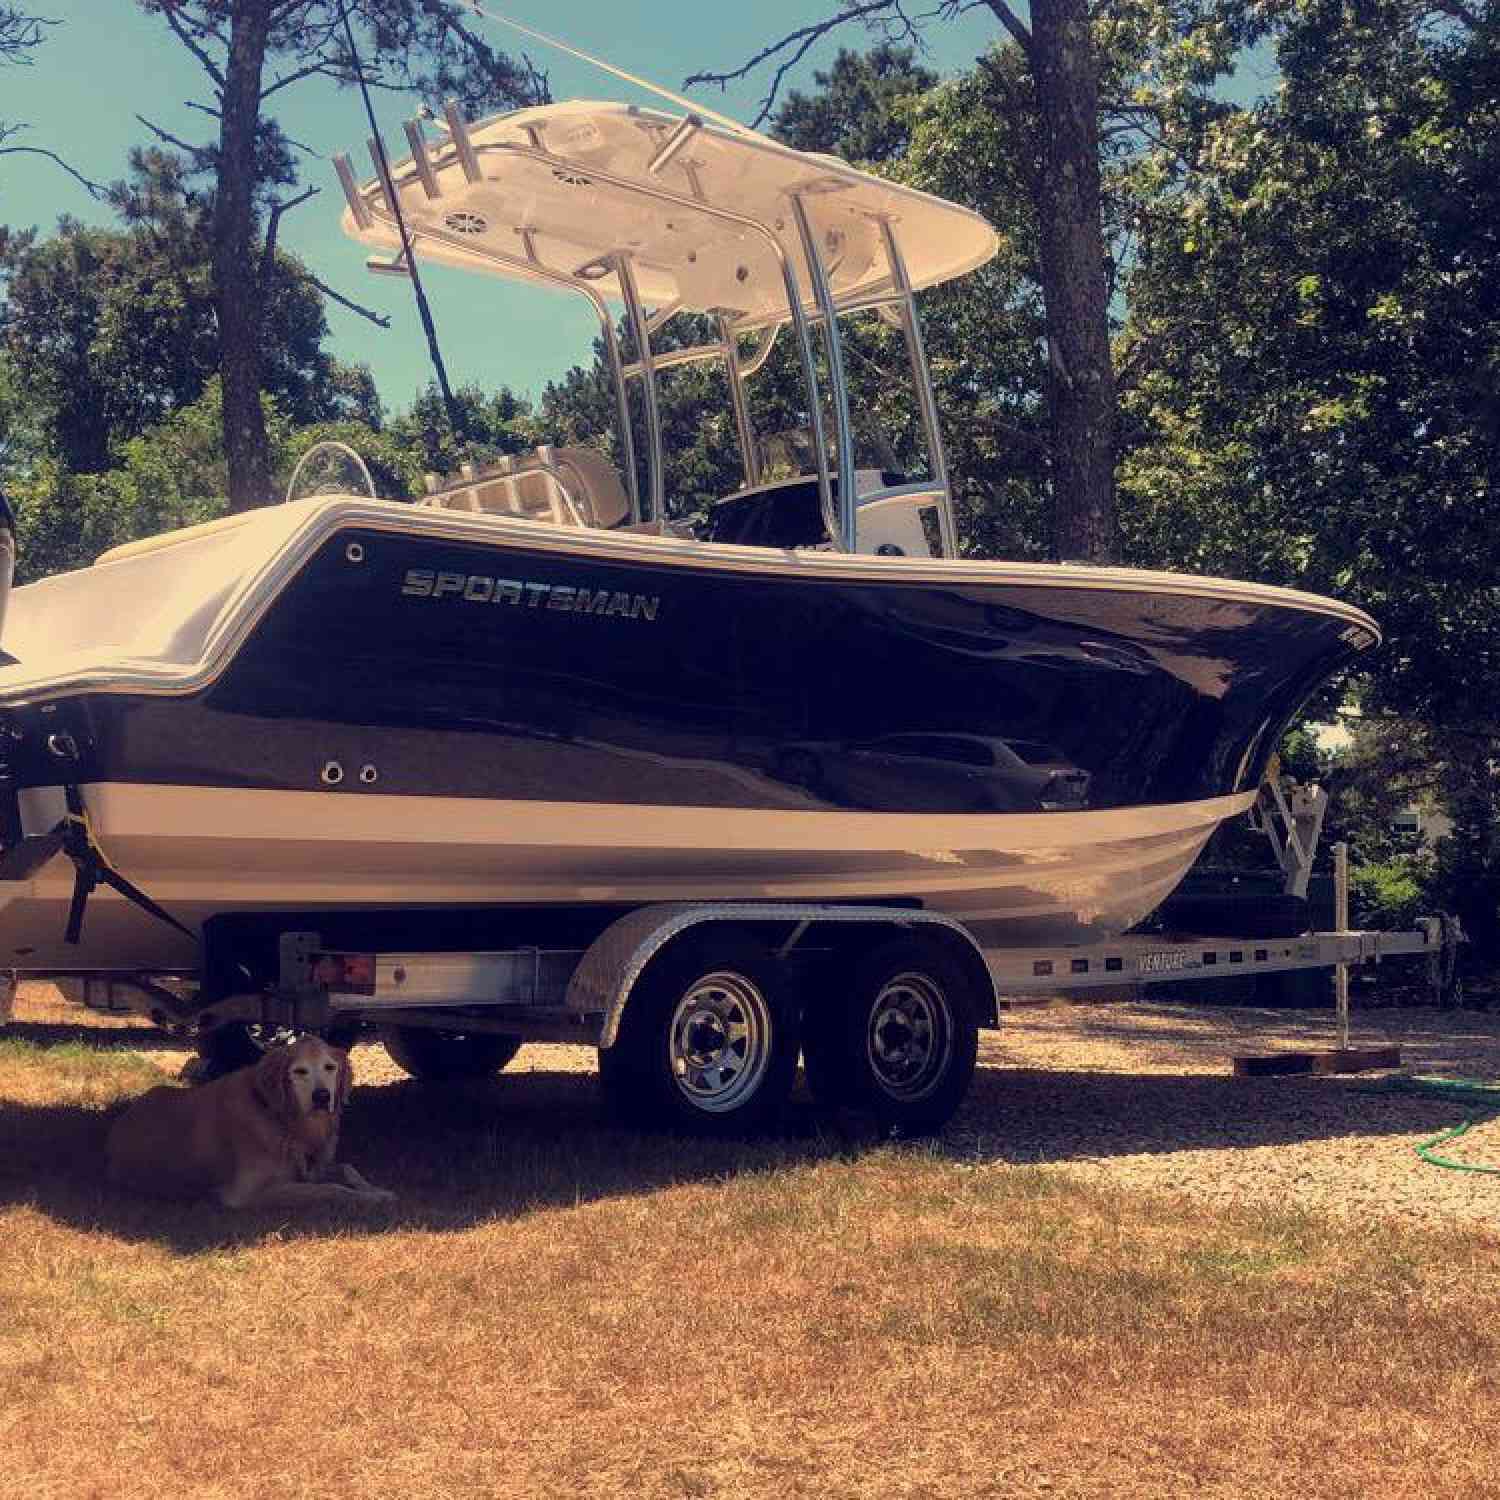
339,100,1001,323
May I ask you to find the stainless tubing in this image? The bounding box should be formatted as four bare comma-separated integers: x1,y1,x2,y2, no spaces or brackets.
878,217,958,558
792,194,858,553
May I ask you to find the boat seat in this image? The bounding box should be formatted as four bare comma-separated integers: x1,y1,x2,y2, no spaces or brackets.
430,445,632,529
469,465,553,519
545,446,632,529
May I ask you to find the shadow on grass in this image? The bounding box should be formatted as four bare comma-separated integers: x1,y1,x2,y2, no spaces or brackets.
1,1040,1478,1253
0,1060,888,1254
2,1018,187,1054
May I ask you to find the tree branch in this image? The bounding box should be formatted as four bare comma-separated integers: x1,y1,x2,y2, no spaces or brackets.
268,0,321,25
135,113,207,159
248,177,392,329
434,10,551,106
0,8,51,63
981,0,1033,54
305,272,391,329
683,0,915,128
156,1,227,92
280,129,322,159
259,181,318,290
968,408,1050,454
0,140,107,197
259,59,329,100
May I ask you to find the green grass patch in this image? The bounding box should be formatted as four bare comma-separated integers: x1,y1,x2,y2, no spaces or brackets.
0,1037,166,1078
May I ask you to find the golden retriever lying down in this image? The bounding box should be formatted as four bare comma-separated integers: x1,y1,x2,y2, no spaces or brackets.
106,1036,396,1210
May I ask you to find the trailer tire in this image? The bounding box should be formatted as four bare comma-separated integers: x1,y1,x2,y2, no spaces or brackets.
380,1025,523,1081
195,1021,362,1081
802,936,979,1137
598,932,798,1135
196,1021,281,1079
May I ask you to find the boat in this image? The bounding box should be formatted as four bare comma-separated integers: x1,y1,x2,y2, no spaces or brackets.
0,98,1380,982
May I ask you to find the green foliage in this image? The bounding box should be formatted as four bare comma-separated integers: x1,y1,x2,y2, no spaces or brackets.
0,181,379,473
1349,856,1431,932
281,421,423,502
7,380,244,578
897,60,1052,557
1119,0,1500,730
387,381,541,477
0,346,42,482
770,45,937,164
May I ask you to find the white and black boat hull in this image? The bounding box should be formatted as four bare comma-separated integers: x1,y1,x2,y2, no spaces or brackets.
0,782,1251,969
0,498,1378,974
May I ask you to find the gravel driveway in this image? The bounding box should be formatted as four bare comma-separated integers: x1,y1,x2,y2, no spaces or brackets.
319,995,1500,1230
952,999,1500,1228
18,982,1500,1229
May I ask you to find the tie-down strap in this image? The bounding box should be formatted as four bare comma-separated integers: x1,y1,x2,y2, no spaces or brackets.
60,784,198,947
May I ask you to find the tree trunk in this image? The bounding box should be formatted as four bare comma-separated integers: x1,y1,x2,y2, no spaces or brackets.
1028,0,1118,563
215,0,273,512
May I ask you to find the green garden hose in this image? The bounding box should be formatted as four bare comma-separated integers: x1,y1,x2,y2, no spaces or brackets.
1414,1119,1500,1175
1359,1075,1500,1175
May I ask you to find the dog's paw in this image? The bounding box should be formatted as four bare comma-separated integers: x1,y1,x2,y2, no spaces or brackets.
177,1056,213,1085
361,1186,398,1206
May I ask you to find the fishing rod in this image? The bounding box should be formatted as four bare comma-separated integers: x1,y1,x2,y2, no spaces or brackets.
337,0,466,443
459,0,760,139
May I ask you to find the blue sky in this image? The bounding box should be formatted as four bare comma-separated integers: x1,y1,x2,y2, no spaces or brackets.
1,2,1001,416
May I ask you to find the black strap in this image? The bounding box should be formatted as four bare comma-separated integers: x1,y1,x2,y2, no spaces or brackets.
61,785,198,947
63,852,95,945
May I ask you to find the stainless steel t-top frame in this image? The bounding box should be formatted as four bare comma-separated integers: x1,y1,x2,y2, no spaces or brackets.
337,109,961,554
614,254,665,527
790,193,858,554
336,145,642,526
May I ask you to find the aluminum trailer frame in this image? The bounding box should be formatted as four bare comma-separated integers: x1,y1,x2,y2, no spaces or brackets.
49,904,1455,1042
31,901,1459,1137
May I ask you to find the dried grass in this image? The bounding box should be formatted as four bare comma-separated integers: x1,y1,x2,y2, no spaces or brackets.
4,989,1500,1498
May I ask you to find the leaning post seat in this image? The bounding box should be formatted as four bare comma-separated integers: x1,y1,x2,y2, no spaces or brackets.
419,445,632,529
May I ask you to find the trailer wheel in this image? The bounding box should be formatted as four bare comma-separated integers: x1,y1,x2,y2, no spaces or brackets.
195,1021,362,1081
195,1022,292,1079
598,933,798,1135
380,1025,523,1081
802,936,979,1137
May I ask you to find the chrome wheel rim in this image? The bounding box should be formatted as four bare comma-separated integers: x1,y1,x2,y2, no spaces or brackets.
865,972,953,1102
668,970,773,1114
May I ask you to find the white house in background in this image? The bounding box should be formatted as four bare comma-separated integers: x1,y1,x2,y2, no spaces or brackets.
1393,805,1454,844
1310,715,1456,846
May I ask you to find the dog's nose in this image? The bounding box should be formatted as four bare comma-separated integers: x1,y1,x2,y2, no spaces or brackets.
311,1086,332,1110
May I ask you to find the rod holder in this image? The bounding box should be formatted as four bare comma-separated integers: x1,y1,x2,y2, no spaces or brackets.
367,137,399,215
333,153,372,229
647,114,702,176
404,119,440,199
443,99,482,183
365,255,411,278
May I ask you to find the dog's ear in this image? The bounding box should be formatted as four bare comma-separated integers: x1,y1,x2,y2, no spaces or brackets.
254,1044,296,1122
334,1046,353,1113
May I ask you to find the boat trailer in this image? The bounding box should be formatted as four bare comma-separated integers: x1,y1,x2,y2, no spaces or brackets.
6,777,1465,1132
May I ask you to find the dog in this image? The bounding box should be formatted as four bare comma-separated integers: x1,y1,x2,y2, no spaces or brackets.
106,1035,396,1210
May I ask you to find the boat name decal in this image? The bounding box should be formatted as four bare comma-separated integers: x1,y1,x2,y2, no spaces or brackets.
1137,949,1198,975
400,569,660,622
